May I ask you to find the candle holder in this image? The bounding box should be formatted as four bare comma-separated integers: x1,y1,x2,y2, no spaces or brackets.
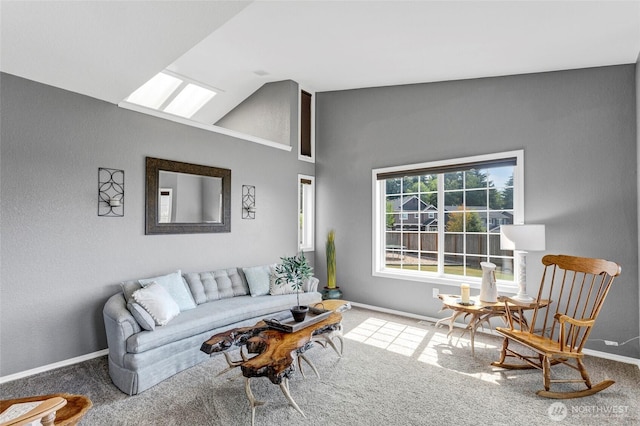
98,167,124,217
458,283,474,306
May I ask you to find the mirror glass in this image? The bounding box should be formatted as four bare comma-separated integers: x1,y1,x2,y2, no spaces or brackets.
158,171,223,223
146,157,231,234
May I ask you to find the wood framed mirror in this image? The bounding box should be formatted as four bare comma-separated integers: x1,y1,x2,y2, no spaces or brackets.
145,157,231,234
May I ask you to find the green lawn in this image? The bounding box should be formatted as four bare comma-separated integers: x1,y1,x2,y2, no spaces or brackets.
387,264,513,280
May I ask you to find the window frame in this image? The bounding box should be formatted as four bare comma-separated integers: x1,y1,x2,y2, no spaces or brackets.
298,174,315,252
298,87,315,163
372,150,524,290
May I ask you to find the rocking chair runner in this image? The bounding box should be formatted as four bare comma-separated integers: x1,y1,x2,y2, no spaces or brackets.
492,254,621,399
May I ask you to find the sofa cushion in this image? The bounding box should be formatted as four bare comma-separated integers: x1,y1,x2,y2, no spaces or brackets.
127,302,156,331
183,268,247,305
125,292,322,354
243,264,273,297
139,270,196,311
133,283,180,326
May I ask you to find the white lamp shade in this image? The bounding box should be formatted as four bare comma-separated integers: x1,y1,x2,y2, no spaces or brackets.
500,224,546,251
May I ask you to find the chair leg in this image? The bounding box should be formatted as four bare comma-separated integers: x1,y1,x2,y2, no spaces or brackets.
494,337,508,365
536,357,615,399
577,358,592,388
542,356,551,391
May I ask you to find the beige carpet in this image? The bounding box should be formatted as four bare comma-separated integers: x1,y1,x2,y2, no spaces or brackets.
2,306,639,425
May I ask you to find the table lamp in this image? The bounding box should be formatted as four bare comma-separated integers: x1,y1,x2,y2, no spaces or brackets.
500,224,546,302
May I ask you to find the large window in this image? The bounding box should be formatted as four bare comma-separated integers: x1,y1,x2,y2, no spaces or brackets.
298,175,315,252
373,150,523,287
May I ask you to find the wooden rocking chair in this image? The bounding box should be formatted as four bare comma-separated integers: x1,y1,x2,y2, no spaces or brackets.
492,254,621,399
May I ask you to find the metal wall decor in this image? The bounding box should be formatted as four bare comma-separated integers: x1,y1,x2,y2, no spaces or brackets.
98,167,124,217
242,185,256,219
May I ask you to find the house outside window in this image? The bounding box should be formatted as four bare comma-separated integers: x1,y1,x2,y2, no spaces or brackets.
373,150,523,288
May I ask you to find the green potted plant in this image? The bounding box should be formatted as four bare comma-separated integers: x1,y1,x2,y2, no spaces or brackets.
275,252,313,322
322,230,343,300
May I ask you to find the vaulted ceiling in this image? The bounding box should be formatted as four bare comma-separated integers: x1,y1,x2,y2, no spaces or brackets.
2,1,639,125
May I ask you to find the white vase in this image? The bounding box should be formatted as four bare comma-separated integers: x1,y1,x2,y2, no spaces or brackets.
479,261,498,303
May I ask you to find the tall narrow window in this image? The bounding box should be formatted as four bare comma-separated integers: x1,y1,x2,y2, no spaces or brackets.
373,150,523,288
298,175,315,251
299,89,314,162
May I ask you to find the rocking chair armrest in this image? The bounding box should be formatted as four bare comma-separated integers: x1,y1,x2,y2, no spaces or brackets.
554,313,595,328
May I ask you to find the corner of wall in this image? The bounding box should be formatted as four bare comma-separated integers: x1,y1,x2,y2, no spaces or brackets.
636,51,640,359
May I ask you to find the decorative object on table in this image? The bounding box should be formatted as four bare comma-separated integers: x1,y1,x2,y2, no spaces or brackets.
492,254,620,398
274,252,313,322
479,261,498,303
264,305,332,333
459,283,472,305
98,167,124,217
500,224,546,302
242,185,256,219
321,229,343,300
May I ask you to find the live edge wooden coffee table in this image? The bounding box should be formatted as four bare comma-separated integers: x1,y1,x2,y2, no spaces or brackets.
201,299,350,425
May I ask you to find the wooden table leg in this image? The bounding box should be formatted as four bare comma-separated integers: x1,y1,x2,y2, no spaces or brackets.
468,311,502,355
298,353,320,378
217,349,248,377
244,377,264,426
436,310,465,337
279,378,306,418
312,324,344,357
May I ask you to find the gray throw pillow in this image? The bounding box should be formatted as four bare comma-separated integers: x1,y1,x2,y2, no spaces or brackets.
127,301,156,331
242,264,273,297
121,281,142,304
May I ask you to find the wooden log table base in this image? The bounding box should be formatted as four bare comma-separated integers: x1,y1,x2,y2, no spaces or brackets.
201,300,350,425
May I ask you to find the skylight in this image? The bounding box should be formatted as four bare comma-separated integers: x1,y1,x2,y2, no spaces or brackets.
164,83,216,118
124,71,217,119
126,73,182,109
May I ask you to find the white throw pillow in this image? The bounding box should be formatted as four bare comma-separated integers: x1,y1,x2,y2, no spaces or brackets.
133,282,180,326
269,265,298,295
139,270,196,311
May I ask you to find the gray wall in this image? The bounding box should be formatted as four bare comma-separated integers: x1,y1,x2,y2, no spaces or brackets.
637,53,640,349
0,73,313,376
315,65,639,359
216,80,298,147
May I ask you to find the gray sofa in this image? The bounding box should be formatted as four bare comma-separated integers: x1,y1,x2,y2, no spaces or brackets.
103,265,322,395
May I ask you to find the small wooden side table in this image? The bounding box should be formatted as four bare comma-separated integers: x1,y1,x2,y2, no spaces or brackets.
0,394,92,426
436,294,545,355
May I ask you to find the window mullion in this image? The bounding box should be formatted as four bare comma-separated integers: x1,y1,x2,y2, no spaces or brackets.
437,173,445,276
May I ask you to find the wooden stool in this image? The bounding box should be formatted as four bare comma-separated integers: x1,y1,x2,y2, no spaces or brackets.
0,394,92,426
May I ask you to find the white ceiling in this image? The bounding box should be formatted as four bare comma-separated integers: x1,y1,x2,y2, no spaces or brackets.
2,1,639,125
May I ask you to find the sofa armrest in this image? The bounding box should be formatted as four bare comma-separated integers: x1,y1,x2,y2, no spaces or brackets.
103,293,141,366
304,277,320,293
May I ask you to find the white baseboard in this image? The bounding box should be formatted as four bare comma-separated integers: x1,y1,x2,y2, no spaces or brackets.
2,302,638,384
0,349,108,385
350,302,640,368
